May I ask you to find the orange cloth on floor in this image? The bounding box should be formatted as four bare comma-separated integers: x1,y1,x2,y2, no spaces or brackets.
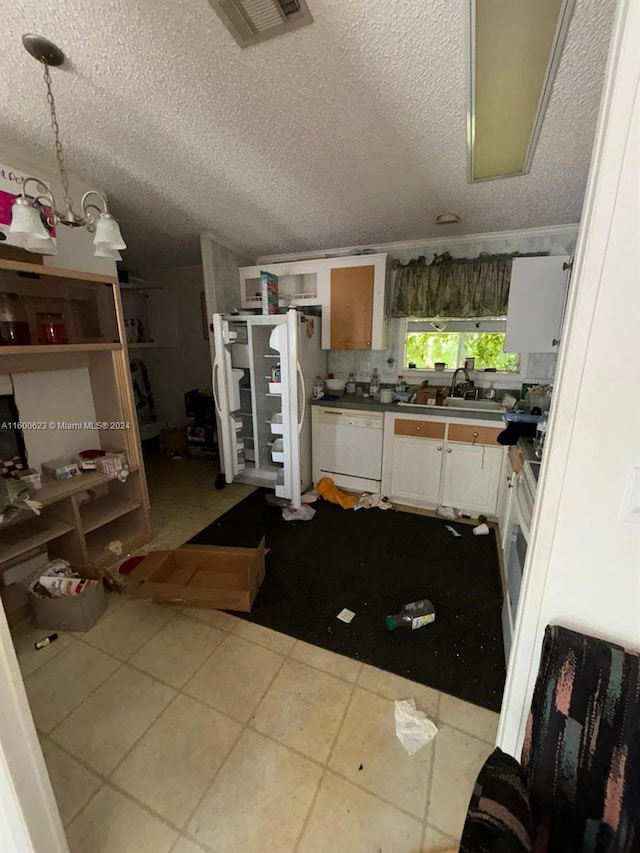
317,477,359,509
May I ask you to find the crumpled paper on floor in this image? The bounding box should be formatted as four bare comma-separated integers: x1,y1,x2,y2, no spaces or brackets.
394,699,438,755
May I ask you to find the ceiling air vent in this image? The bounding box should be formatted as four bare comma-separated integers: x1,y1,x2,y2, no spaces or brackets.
209,0,314,48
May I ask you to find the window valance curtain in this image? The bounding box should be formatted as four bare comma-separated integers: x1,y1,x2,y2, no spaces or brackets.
391,252,545,318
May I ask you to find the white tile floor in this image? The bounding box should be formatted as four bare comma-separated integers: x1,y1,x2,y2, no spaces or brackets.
12,457,499,853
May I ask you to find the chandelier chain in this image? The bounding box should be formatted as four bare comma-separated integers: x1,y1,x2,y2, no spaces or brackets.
42,59,74,212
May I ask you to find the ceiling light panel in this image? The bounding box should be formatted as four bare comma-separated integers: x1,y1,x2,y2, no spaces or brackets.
467,0,576,182
210,0,313,48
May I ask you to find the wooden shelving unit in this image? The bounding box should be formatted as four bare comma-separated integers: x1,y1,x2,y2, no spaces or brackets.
0,516,75,564
0,258,151,604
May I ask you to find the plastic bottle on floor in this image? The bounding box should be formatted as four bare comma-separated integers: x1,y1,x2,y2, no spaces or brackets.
385,599,436,631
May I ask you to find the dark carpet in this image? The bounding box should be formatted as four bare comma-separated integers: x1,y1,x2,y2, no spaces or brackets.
189,489,506,711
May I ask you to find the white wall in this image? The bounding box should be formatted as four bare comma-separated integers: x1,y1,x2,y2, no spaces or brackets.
135,266,213,428
1,142,116,278
498,0,640,754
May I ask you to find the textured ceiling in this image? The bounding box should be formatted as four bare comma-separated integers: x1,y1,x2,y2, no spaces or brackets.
1,0,615,271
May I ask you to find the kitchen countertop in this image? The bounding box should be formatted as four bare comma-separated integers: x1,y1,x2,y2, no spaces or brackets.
310,394,504,422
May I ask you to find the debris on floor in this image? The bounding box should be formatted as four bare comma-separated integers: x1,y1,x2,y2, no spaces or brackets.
282,504,316,522
34,632,58,650
436,505,460,521
337,607,356,624
354,493,393,511
317,477,359,509
394,698,438,755
473,522,490,536
445,525,462,538
385,599,436,631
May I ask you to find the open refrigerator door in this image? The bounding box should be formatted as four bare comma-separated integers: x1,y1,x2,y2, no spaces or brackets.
211,313,244,484
268,310,302,507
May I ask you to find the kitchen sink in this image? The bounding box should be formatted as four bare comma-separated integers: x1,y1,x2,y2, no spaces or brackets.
443,398,503,412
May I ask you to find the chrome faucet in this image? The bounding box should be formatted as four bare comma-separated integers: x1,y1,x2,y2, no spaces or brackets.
451,367,473,398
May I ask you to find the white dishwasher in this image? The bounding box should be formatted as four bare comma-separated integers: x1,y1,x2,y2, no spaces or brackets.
312,407,384,493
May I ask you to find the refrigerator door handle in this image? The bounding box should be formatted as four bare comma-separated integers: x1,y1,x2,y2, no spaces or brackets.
212,359,222,418
296,361,305,434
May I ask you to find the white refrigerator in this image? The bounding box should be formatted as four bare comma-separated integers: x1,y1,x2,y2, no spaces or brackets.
212,310,326,507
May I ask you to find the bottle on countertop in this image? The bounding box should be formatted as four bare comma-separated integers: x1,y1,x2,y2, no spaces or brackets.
534,412,549,458
385,599,436,632
346,373,356,395
395,375,407,396
313,375,324,400
369,368,380,398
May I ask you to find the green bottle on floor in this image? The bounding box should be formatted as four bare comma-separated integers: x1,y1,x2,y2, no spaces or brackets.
385,599,436,631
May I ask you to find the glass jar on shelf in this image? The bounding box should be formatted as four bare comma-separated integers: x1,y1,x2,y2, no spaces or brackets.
0,292,31,345
37,312,68,345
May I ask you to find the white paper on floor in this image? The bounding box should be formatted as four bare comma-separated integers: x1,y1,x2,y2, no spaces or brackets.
336,608,356,624
394,699,438,755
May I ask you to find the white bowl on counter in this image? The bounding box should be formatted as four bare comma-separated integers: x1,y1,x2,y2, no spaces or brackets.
325,379,346,393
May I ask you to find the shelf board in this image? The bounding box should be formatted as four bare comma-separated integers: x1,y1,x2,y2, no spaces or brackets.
0,343,122,355
37,466,139,507
80,495,142,534
0,258,116,285
128,342,157,349
0,516,75,564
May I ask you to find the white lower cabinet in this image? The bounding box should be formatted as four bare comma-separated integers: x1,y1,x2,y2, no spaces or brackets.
391,437,443,504
440,443,503,515
383,414,505,516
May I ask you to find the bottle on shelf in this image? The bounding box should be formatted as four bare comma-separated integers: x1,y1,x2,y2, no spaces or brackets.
395,375,407,396
369,368,380,398
385,599,436,631
346,373,356,395
313,375,324,400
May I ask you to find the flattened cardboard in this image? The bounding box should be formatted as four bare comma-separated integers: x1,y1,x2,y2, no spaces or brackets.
129,537,266,612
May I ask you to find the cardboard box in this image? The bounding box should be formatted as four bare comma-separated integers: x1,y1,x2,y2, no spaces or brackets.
30,565,107,632
414,383,438,404
42,458,81,480
129,538,266,612
260,271,279,315
160,428,188,458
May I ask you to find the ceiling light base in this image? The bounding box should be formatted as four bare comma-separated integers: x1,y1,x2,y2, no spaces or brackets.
22,34,65,66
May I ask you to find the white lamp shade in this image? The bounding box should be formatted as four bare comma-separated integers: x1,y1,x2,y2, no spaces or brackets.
9,201,51,240
25,234,58,256
93,244,122,260
93,215,126,250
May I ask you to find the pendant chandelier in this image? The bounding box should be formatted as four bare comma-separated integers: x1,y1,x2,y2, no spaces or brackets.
10,34,126,260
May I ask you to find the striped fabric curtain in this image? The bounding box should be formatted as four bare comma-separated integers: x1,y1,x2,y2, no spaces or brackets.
391,252,532,318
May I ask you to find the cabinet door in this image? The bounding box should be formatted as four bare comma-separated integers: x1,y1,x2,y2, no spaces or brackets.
390,436,443,503
441,443,503,514
504,256,571,353
330,265,374,349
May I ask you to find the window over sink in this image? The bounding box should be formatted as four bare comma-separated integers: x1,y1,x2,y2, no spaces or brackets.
404,318,520,373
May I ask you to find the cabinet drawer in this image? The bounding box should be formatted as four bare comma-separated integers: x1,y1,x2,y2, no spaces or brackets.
394,419,445,439
447,424,501,446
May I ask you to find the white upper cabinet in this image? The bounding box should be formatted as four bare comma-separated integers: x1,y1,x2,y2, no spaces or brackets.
238,253,390,350
504,256,571,353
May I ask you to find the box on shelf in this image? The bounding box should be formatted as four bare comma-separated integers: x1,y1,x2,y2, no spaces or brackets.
95,453,126,477
16,468,42,490
30,565,108,632
129,538,266,612
42,458,81,480
260,271,279,315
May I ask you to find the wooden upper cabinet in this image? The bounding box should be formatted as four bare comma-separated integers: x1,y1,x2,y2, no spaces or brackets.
330,265,374,350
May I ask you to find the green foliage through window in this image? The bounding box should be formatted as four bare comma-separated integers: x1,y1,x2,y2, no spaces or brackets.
405,331,519,372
